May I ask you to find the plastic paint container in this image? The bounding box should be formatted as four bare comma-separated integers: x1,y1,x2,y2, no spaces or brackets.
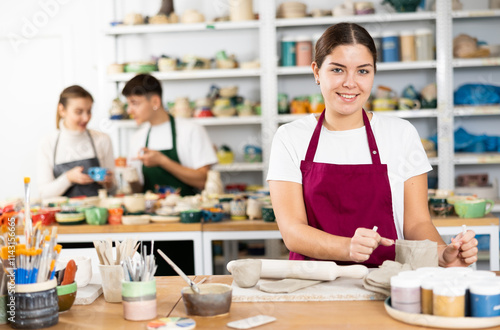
295,35,312,67
391,275,422,313
421,278,443,315
442,267,474,277
415,267,444,277
470,281,500,317
433,284,466,317
281,36,296,67
382,31,400,62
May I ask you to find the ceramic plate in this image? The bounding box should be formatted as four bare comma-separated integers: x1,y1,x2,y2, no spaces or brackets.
55,212,85,225
384,297,500,329
122,214,150,225
150,215,180,223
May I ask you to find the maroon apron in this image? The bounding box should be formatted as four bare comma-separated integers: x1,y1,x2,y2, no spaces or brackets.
291,110,397,267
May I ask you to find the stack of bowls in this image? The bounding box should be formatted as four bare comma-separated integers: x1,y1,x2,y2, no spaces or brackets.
277,2,307,18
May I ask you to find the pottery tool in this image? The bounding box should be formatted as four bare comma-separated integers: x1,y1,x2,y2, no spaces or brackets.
157,249,200,294
24,177,32,249
122,241,156,282
228,259,369,283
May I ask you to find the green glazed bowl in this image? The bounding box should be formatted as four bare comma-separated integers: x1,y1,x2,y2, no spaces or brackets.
57,281,77,312
180,210,202,223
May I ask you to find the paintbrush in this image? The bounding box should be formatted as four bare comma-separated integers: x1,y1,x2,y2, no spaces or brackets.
24,177,32,249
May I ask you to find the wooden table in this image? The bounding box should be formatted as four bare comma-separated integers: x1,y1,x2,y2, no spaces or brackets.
4,274,494,330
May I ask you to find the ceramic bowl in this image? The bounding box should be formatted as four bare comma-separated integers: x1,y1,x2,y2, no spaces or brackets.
180,210,202,223
202,208,225,222
122,214,150,225
123,194,146,213
181,283,232,316
57,256,93,288
55,212,85,225
57,281,77,312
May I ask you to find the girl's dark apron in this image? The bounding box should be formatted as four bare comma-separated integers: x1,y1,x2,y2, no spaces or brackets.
292,110,398,267
53,130,101,197
142,114,197,196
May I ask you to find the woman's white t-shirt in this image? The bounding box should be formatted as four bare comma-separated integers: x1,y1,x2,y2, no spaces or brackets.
266,112,432,239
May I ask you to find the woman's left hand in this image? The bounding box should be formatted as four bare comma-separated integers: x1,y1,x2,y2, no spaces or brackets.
442,230,478,267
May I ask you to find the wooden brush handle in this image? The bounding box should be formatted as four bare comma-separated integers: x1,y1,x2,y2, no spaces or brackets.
259,260,368,281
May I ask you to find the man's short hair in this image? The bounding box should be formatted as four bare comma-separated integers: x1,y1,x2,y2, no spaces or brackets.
122,74,162,99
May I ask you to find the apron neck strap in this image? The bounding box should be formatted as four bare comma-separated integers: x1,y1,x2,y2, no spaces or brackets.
304,110,381,164
145,114,177,149
54,130,98,165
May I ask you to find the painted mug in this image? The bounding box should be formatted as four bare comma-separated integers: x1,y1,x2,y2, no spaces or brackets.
398,98,421,110
88,167,107,182
230,199,246,220
454,199,494,218
372,98,397,111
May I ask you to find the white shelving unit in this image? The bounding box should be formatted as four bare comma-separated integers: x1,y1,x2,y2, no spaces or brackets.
104,0,500,193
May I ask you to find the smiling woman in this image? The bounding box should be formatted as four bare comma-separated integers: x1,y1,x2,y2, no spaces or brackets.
37,86,116,198
267,22,479,269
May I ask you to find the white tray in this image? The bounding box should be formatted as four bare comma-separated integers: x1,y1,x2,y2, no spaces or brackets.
385,297,500,329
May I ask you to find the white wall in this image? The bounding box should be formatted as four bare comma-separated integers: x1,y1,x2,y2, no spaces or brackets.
0,0,498,202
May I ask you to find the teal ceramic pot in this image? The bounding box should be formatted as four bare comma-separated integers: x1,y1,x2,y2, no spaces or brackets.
262,207,276,222
382,0,421,12
180,210,202,223
85,207,108,225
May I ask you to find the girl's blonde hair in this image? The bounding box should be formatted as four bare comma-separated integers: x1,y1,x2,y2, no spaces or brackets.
56,85,94,129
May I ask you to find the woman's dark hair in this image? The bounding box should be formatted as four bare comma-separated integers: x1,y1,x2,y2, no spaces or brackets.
314,22,377,72
122,74,163,99
56,85,93,129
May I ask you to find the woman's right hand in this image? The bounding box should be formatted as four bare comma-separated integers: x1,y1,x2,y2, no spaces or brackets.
65,166,94,185
350,227,394,263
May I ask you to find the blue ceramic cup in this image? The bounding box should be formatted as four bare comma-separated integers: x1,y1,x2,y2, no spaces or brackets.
88,167,107,181
470,282,500,317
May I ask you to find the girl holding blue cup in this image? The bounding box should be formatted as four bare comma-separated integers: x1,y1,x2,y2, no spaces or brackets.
38,85,116,198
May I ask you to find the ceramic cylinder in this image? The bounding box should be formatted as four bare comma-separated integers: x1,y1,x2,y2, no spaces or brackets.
281,37,296,66
122,279,157,321
295,36,312,66
10,279,59,329
433,284,466,317
381,31,400,62
98,264,124,303
399,30,416,62
415,28,434,61
229,0,254,21
390,275,421,313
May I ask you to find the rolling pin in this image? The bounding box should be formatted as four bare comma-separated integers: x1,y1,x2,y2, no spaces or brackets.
227,259,368,282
